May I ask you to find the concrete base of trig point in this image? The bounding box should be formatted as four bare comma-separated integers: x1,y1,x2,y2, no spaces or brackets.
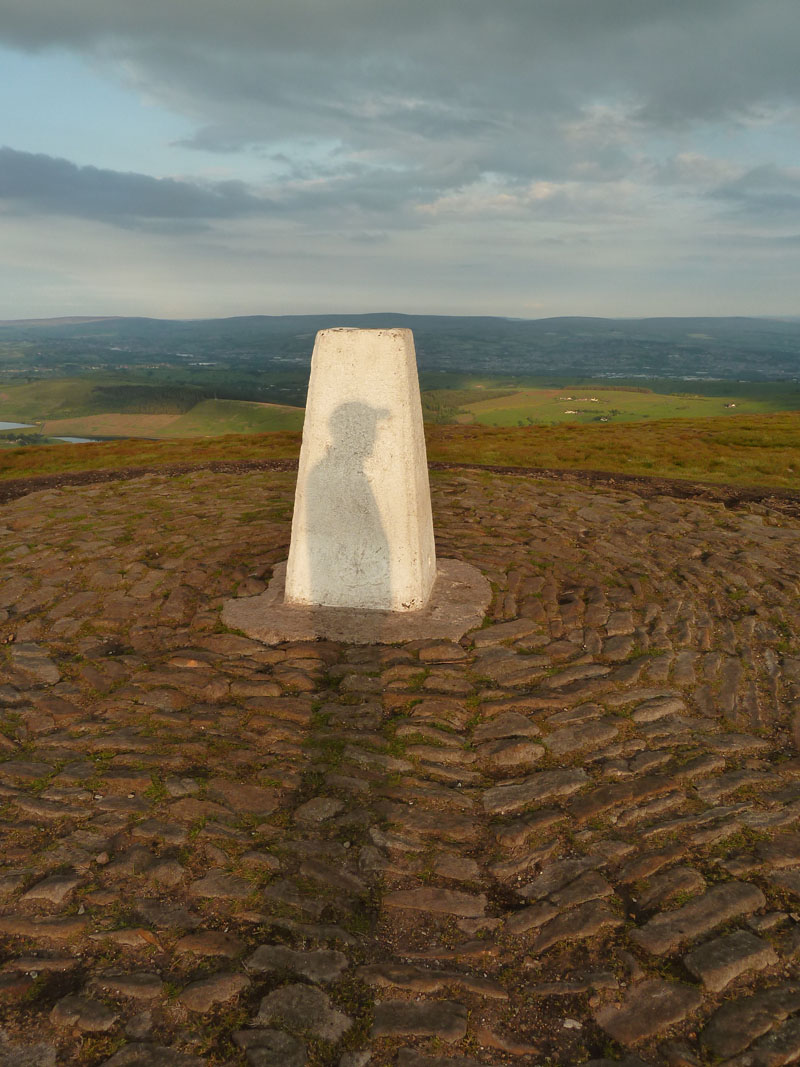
222,558,491,645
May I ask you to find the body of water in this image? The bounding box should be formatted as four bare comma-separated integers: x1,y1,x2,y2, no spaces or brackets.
0,421,34,430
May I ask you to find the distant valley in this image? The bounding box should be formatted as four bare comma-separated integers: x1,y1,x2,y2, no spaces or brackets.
0,312,798,448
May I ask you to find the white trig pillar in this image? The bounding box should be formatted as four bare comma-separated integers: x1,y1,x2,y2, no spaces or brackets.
284,328,436,611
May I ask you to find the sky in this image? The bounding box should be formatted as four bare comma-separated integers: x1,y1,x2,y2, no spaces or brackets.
0,0,799,320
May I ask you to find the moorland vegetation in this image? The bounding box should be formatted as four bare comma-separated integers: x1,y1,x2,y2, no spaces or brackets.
1,313,798,491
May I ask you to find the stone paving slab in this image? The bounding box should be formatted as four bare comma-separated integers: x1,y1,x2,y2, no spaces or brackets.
0,466,800,1065
222,559,492,644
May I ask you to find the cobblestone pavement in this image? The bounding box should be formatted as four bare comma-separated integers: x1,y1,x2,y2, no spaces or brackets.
1,467,800,1067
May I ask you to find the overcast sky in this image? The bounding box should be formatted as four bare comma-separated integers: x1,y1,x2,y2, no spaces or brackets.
1,0,799,319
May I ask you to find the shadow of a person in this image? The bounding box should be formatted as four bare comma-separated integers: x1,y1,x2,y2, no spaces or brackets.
301,401,393,609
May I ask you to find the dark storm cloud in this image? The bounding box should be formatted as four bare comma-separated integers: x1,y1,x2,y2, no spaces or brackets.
0,146,440,230
2,1,798,139
0,147,272,226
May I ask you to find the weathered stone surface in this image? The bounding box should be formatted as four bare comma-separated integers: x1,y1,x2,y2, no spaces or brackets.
529,900,623,954
0,761,54,783
168,798,231,822
631,696,685,722
482,768,587,815
372,999,468,1042
521,856,601,899
177,972,250,1012
0,915,87,940
473,711,540,740
725,1016,800,1067
10,643,61,685
603,633,634,660
684,928,777,991
542,718,619,756
473,1023,539,1056
595,978,703,1045
768,869,800,899
383,887,486,917
618,842,689,883
569,774,674,822
475,650,548,687
20,875,80,905
472,619,543,647
542,663,611,688
92,972,165,1000
339,1053,372,1067
630,880,766,955
0,1029,57,1067
246,944,348,983
504,901,560,936
476,736,545,768
549,870,613,908
293,795,345,822
395,1051,483,1067
701,985,800,1058
357,962,506,999
379,803,480,842
205,778,278,814
433,852,481,881
99,1044,205,1066
50,995,117,1032
300,856,367,893
254,984,352,1041
757,833,800,868
225,558,491,644
5,451,800,1067
233,1029,307,1067
173,931,244,958
188,869,253,900
0,973,34,1004
634,865,705,913
135,900,200,931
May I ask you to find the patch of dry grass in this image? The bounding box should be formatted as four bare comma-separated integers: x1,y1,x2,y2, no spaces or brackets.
1,412,799,489
426,412,800,488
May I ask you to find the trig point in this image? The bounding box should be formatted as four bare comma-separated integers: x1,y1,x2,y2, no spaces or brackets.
223,327,490,643
285,328,436,611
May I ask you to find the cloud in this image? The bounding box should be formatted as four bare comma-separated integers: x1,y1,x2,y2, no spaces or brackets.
0,1,798,317
0,146,445,232
0,147,271,227
710,164,800,221
2,2,799,146
655,153,744,188
2,1,798,232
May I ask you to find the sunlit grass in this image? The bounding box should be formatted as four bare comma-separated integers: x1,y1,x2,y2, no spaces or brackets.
426,413,800,488
1,412,798,489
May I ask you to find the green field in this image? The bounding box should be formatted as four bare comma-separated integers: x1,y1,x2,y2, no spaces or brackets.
165,399,304,436
0,376,205,422
2,377,796,439
0,379,304,440
460,385,783,426
0,377,119,421
1,372,799,491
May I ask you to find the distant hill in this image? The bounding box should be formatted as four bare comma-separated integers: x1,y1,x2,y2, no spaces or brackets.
1,313,799,381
